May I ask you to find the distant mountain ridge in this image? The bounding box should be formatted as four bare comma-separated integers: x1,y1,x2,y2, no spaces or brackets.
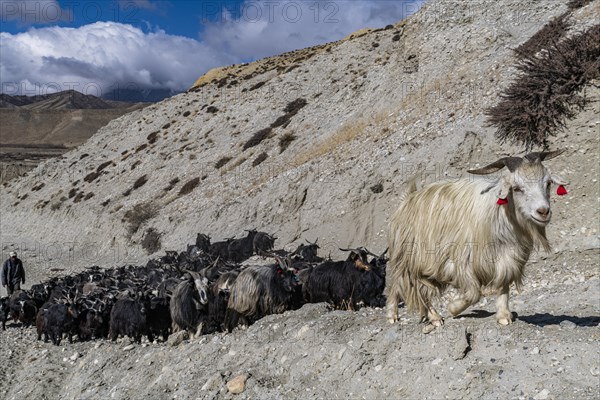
0,90,139,110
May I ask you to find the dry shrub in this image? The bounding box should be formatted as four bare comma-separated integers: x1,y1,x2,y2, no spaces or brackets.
249,81,266,91
252,152,268,167
163,177,180,192
123,202,158,235
278,132,297,153
179,177,200,196
514,13,570,59
243,128,273,150
83,171,100,183
486,24,600,149
141,228,161,254
31,182,45,191
567,0,593,10
270,98,308,129
132,174,148,190
147,131,159,144
215,156,232,169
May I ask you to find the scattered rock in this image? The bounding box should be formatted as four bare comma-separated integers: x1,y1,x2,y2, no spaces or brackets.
530,347,540,355
422,324,436,334
122,345,135,351
448,328,471,361
201,373,224,391
296,325,310,339
70,352,81,361
168,331,189,347
560,320,577,329
226,374,249,394
533,389,550,400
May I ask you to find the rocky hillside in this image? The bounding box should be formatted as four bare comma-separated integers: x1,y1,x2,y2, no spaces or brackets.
0,1,599,399
1,0,598,282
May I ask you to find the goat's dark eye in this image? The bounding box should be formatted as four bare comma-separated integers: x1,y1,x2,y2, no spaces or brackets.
513,187,523,193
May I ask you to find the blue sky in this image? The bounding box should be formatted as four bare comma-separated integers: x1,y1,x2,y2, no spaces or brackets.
0,0,424,96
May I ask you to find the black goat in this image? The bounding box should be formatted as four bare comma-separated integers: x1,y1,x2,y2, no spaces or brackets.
0,297,9,330
77,308,105,341
170,272,209,338
228,230,258,262
292,239,323,263
109,296,149,343
224,257,299,332
195,233,211,253
209,238,234,259
147,296,171,341
9,291,37,327
302,248,372,310
202,270,239,334
44,302,80,345
253,231,276,256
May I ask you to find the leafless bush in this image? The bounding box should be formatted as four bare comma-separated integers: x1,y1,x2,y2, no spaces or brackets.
278,132,297,153
179,177,200,196
215,156,232,169
567,0,593,10
252,152,268,167
141,228,162,254
514,13,570,59
163,177,180,192
486,24,600,149
123,202,158,236
132,175,148,190
243,128,273,150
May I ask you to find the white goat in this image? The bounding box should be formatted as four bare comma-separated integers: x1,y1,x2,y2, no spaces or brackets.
386,150,568,328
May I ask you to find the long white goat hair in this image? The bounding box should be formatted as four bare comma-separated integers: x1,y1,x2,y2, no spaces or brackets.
386,150,566,326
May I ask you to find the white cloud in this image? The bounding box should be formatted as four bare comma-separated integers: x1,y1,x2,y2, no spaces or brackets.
201,0,423,60
0,1,423,96
0,21,235,96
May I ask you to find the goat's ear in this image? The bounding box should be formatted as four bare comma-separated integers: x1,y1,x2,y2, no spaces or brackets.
202,277,209,285
497,179,511,200
551,174,569,186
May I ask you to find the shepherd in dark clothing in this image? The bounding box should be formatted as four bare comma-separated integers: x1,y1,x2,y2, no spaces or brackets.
1,252,25,295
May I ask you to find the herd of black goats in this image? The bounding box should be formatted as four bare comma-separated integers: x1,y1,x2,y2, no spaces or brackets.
0,230,388,346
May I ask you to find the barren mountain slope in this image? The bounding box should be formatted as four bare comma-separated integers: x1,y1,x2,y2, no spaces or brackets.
0,1,599,399
1,0,598,283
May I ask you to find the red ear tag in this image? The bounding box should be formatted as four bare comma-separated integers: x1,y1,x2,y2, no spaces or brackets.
497,198,509,205
277,268,283,275
557,185,567,196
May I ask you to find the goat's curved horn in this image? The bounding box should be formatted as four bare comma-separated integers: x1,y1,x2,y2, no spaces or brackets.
339,247,359,252
186,270,201,281
525,149,566,162
361,248,379,258
467,157,522,175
